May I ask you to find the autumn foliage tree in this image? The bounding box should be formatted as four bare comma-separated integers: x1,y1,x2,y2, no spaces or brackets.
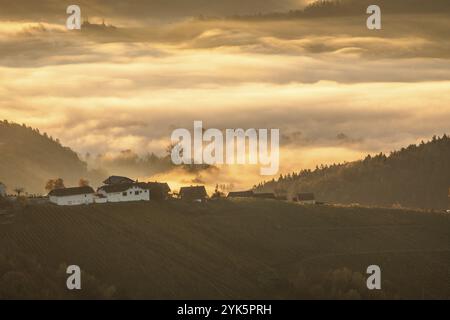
78,178,90,187
45,178,65,192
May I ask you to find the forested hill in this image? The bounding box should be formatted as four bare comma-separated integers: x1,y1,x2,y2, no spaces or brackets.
0,121,92,194
222,0,450,20
255,135,450,210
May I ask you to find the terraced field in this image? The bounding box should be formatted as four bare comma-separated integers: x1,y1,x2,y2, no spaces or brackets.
0,199,449,299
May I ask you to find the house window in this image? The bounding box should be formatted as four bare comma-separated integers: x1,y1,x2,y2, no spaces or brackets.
122,192,127,196
135,191,139,195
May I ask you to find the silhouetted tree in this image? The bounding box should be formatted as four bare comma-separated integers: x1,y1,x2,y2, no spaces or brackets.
79,178,90,187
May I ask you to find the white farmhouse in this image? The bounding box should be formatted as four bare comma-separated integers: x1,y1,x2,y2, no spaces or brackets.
48,186,95,206
0,182,6,197
97,183,150,203
94,194,108,204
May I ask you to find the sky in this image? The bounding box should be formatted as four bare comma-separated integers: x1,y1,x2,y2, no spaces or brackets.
1,0,450,191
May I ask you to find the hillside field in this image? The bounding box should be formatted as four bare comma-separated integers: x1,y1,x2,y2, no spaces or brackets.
0,199,449,299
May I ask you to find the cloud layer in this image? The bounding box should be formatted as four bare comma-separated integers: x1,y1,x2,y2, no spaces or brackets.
1,2,449,190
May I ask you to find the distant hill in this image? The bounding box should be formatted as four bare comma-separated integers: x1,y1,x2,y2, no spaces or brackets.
0,121,103,194
300,0,450,16
222,0,450,20
0,200,449,299
255,135,450,209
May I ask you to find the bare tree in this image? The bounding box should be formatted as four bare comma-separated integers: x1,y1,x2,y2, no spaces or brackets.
14,187,25,196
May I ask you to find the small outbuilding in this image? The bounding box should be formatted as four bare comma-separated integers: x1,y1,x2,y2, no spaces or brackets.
227,190,254,198
146,182,171,200
179,186,208,202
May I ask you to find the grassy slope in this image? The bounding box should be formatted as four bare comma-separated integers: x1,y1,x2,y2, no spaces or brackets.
1,199,449,299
